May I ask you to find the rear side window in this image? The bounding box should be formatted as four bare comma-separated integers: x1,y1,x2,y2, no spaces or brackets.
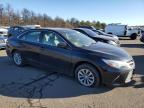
19,31,41,43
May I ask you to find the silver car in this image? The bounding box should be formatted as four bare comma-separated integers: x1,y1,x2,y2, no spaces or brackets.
0,35,7,49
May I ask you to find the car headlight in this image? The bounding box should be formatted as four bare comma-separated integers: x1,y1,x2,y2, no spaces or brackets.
108,40,117,46
102,59,131,69
114,36,119,40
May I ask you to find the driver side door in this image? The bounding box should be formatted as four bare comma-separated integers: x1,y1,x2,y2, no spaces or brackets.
39,30,72,74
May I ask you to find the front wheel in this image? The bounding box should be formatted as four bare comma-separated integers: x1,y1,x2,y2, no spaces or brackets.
12,51,26,66
130,33,137,40
75,64,100,87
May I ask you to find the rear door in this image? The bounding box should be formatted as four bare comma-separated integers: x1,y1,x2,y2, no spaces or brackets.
18,30,42,63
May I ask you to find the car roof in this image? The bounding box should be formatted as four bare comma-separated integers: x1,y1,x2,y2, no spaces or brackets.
28,28,76,33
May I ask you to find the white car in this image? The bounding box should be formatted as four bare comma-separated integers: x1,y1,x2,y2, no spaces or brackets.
0,28,8,36
0,35,7,49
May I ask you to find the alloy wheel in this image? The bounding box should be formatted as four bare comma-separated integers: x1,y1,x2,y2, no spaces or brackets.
13,52,22,65
77,69,95,86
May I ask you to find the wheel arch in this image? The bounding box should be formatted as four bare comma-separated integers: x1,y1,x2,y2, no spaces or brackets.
130,33,137,40
131,33,137,36
11,49,18,55
73,61,102,82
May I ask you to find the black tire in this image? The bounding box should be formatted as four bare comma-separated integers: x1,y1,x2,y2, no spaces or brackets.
12,51,26,66
75,63,100,87
130,33,137,40
108,32,112,34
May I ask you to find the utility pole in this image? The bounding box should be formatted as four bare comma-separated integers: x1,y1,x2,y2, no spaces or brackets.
0,7,3,25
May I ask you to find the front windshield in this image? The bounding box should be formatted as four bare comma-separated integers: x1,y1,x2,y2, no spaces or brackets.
59,30,96,47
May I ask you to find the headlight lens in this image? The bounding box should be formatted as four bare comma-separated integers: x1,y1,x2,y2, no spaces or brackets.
102,59,131,69
108,41,117,46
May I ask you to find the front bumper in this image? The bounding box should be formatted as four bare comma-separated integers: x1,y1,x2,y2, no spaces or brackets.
101,69,135,85
99,58,135,85
112,70,134,85
0,44,6,49
108,40,120,47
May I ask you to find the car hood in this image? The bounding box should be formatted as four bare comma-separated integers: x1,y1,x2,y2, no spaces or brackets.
83,42,132,61
94,34,118,41
105,34,118,38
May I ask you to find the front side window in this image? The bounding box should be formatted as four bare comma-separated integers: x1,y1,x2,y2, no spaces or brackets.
19,31,41,43
41,31,64,46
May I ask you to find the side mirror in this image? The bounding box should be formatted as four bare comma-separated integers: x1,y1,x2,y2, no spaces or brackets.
57,42,68,48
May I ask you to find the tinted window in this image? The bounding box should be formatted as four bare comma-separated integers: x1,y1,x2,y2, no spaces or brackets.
41,31,64,46
81,29,98,37
20,31,41,43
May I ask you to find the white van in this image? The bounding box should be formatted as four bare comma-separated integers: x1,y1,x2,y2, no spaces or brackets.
105,24,140,40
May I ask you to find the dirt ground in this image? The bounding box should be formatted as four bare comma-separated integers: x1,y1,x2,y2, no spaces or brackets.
0,38,144,108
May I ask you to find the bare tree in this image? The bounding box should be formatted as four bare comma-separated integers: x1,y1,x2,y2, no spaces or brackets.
5,4,14,26
0,4,4,25
0,3,106,29
21,8,31,25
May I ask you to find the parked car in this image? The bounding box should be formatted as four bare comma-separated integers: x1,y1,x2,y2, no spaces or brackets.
6,28,135,87
105,24,140,40
79,26,119,40
0,27,8,36
140,33,144,43
93,29,119,40
74,28,120,46
0,35,7,49
142,30,144,33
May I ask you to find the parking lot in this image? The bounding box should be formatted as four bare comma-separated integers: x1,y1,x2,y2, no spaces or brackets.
0,38,144,108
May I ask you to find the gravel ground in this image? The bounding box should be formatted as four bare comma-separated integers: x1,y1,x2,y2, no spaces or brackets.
0,38,144,108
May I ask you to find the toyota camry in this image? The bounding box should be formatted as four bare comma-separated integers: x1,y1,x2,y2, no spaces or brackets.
6,28,135,87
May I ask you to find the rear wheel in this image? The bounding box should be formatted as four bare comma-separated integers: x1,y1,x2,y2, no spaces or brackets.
75,64,100,87
12,51,26,66
130,33,137,40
